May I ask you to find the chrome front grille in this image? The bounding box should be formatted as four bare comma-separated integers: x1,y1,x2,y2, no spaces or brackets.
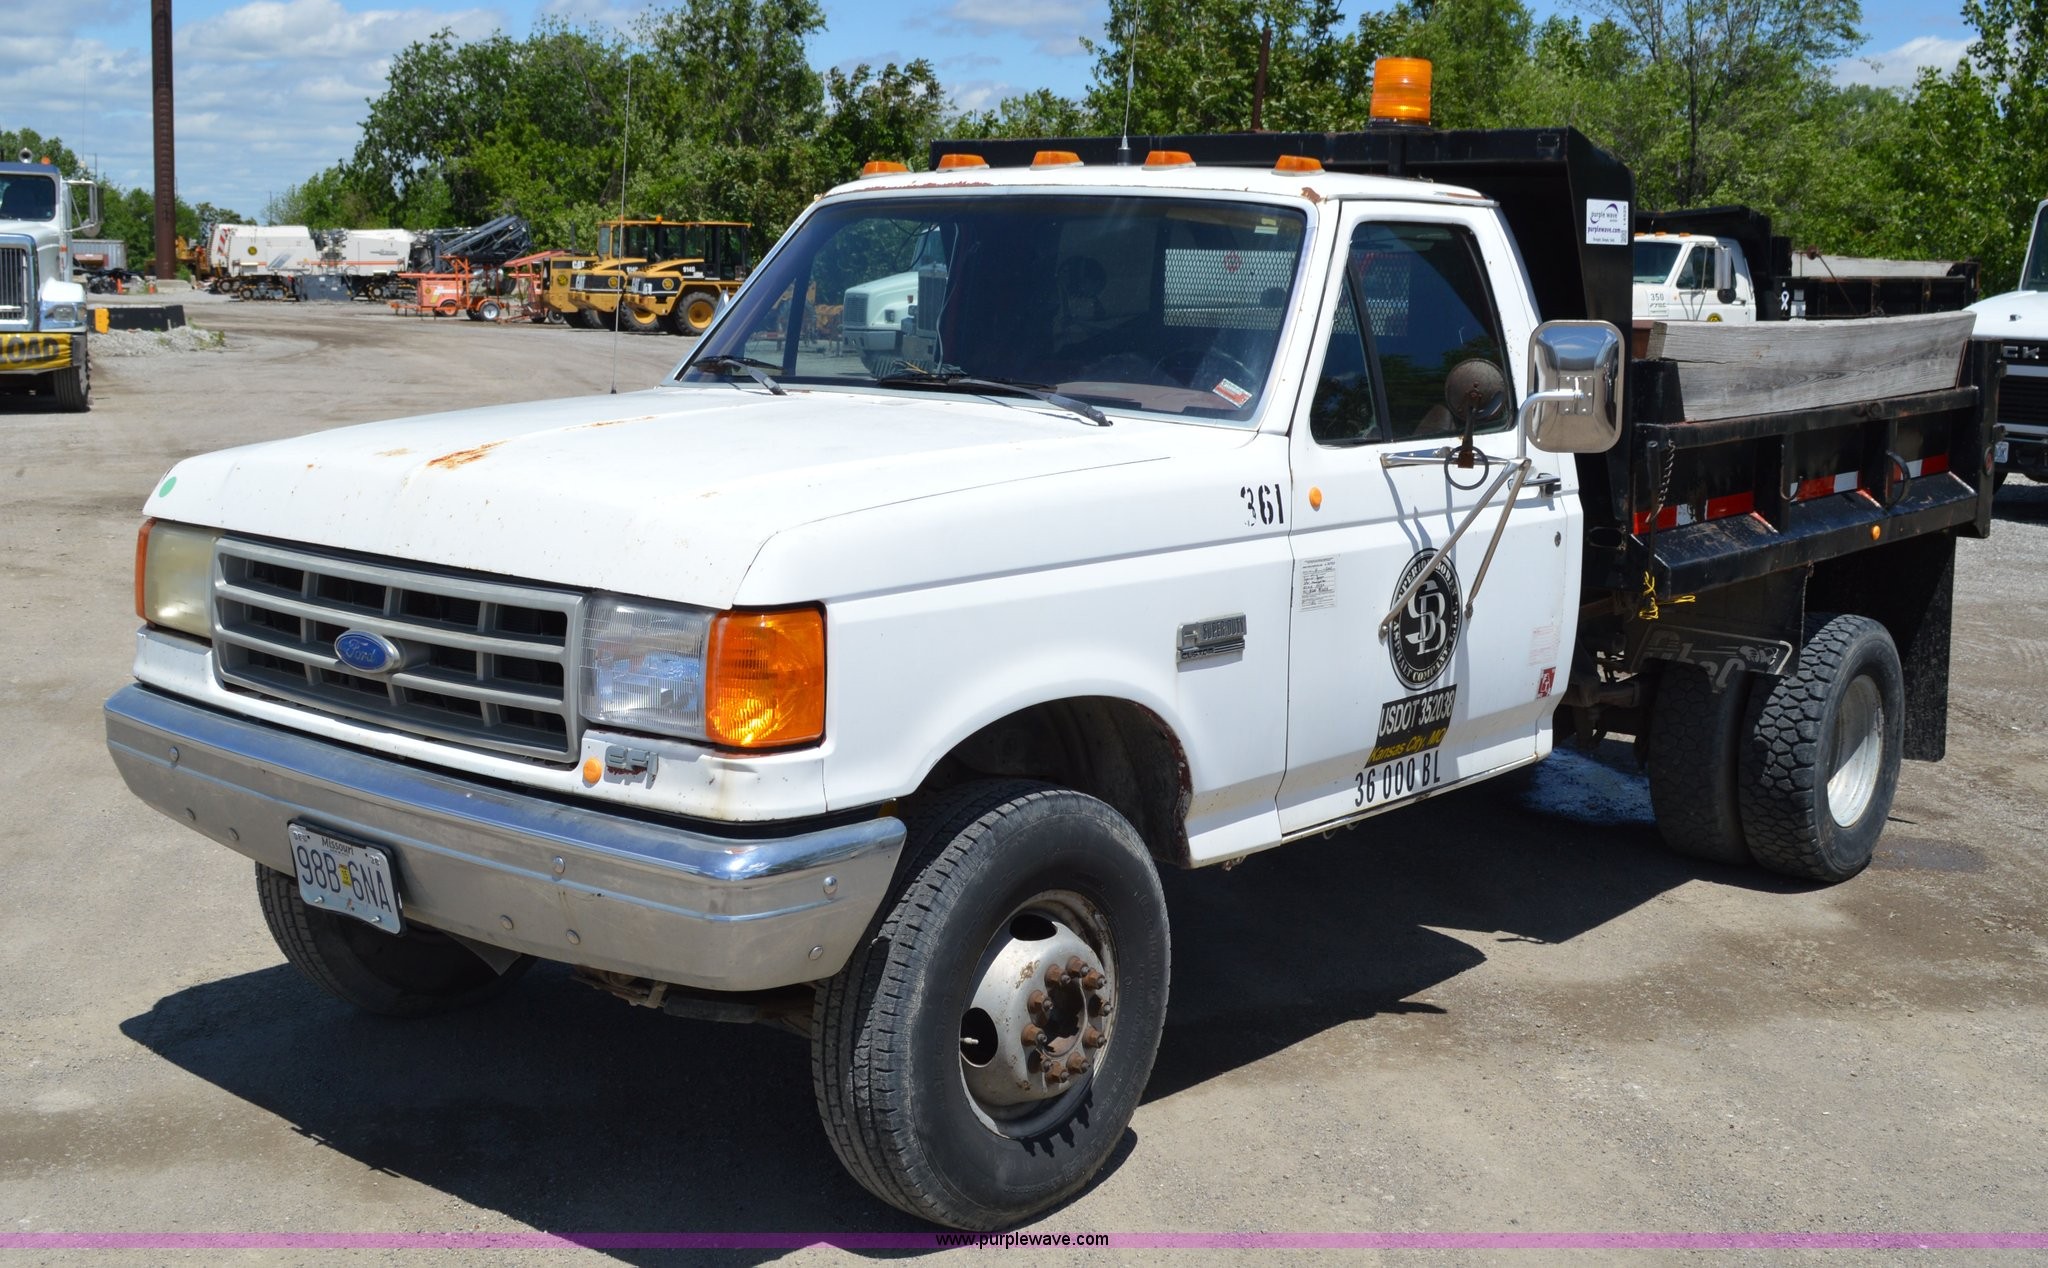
212,539,582,762
0,245,27,326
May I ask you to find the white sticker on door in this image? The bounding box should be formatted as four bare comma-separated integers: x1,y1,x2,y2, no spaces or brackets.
1586,199,1630,246
1298,556,1337,611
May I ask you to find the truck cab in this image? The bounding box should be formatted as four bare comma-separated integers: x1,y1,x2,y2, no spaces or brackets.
1967,198,2048,486
1632,231,1755,322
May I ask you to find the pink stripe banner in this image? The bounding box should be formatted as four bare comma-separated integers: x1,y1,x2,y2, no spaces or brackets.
2,1232,2046,1251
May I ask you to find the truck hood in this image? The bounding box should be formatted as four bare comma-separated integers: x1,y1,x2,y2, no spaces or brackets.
144,385,1192,608
1967,289,2048,335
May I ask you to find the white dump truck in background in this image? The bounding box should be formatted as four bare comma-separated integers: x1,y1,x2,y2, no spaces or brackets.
107,104,2001,1230
1632,206,1978,328
1967,197,2048,488
1,151,97,410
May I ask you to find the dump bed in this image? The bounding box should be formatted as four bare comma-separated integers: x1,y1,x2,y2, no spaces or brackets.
933,129,2003,600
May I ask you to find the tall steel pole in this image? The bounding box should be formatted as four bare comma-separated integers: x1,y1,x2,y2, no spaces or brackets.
151,0,177,280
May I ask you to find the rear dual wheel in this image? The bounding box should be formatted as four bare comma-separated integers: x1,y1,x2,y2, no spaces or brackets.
1645,612,1903,883
813,781,1169,1230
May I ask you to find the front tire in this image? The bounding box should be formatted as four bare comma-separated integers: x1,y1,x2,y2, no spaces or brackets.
48,334,90,411
675,289,719,335
1738,613,1904,882
255,863,529,1017
812,781,1169,1230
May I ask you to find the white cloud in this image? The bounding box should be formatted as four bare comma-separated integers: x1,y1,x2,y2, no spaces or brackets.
935,0,1100,56
946,79,1009,113
1835,35,1973,89
0,0,505,220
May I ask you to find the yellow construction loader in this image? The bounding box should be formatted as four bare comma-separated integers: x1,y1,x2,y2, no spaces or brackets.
559,218,744,331
616,221,752,335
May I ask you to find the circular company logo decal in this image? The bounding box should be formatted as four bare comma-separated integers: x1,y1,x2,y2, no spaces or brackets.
1387,551,1462,689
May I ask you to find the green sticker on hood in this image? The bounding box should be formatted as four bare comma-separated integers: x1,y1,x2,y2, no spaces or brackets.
157,475,176,498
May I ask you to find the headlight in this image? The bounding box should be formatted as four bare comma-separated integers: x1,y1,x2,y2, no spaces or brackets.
581,597,825,749
41,301,83,330
135,518,220,638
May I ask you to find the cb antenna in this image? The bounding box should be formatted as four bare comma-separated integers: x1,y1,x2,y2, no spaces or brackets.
1117,11,1138,166
609,56,632,394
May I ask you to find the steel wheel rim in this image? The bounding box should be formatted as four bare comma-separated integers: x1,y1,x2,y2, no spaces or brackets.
1827,674,1884,827
956,888,1116,1138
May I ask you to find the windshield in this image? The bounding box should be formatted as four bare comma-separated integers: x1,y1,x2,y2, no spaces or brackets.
683,194,1309,425
1633,240,1681,285
2024,203,2048,292
0,174,59,222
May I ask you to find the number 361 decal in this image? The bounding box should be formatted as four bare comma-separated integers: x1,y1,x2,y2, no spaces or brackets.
1240,483,1285,527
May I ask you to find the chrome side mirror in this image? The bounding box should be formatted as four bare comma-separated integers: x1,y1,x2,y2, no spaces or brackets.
1518,320,1624,454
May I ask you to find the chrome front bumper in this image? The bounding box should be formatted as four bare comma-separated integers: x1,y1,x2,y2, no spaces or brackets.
105,685,906,991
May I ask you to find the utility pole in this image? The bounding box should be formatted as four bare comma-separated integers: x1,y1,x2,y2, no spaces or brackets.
151,0,177,280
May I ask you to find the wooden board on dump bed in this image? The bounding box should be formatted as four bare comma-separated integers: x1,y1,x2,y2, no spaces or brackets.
1645,311,1975,421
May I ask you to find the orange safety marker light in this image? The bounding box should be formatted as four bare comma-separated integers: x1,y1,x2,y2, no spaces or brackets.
1369,57,1432,125
937,153,988,170
859,160,909,178
1031,150,1084,169
1143,150,1195,169
1273,155,1324,174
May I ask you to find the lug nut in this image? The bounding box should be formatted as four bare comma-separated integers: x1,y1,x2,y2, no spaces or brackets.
1082,969,1105,991
1067,955,1088,977
1044,962,1067,987
1083,1027,1105,1049
1027,990,1049,1018
1065,1051,1088,1075
1088,994,1111,1014
1021,1024,1043,1048
1044,1065,1068,1085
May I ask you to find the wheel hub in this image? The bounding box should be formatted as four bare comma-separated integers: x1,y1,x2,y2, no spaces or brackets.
1827,674,1884,828
959,914,1112,1110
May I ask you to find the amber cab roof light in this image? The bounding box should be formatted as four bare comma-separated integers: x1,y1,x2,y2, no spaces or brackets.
858,160,909,178
1369,57,1432,125
1143,150,1195,169
1030,150,1083,169
1273,155,1324,174
936,153,988,170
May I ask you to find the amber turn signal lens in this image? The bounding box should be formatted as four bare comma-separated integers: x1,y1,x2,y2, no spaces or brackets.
1143,150,1195,168
1370,57,1433,124
705,608,826,749
134,517,156,621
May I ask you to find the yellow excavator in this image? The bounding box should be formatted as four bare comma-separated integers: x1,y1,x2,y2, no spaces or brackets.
556,218,746,331
616,221,752,335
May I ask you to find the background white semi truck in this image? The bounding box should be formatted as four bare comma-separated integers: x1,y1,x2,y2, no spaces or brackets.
0,150,97,410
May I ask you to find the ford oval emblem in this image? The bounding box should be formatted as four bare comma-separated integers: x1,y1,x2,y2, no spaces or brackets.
334,630,404,675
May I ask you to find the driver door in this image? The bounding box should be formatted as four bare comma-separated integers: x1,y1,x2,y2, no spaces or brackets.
1277,203,1573,836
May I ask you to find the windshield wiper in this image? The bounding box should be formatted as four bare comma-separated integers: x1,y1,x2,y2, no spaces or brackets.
875,369,1110,427
693,354,786,396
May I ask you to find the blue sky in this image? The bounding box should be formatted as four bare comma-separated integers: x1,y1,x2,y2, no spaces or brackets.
3,0,1976,221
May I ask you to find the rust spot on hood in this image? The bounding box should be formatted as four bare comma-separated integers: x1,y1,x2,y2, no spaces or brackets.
375,447,413,457
1301,186,1324,204
427,441,505,470
573,414,659,430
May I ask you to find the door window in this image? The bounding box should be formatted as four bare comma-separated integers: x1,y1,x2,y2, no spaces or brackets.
1309,220,1511,445
1676,246,1714,289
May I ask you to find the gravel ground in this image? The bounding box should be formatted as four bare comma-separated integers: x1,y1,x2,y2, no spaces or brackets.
1,299,2044,1263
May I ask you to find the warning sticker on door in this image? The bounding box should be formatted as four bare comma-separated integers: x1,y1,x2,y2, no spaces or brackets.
1298,556,1337,611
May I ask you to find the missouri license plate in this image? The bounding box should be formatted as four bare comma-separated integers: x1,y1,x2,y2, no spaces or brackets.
288,823,403,933
1995,440,2010,464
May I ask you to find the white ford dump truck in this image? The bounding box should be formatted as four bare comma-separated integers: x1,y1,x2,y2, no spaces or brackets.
1,152,97,410
107,105,2000,1228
